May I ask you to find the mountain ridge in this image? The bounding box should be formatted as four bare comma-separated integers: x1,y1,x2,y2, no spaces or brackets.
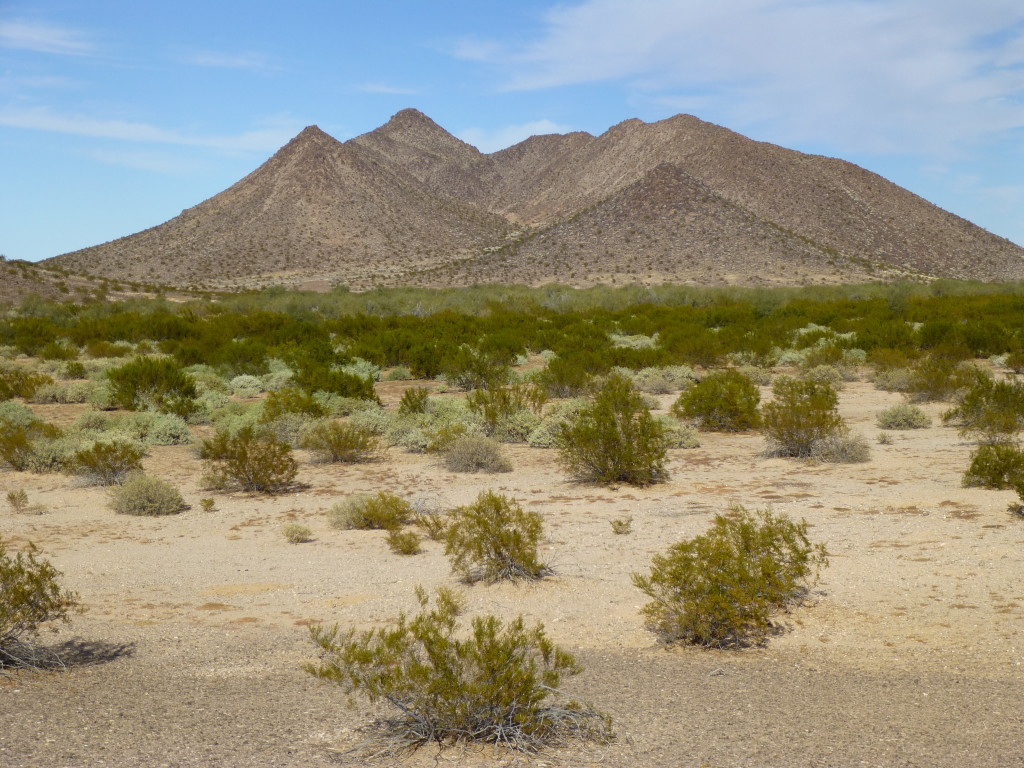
46,110,1024,289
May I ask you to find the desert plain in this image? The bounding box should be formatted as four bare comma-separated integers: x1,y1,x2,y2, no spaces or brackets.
1,377,1022,768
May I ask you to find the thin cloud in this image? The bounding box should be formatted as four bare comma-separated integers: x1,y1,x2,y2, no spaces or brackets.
458,119,575,153
356,82,420,95
455,0,1024,155
0,20,94,56
183,50,279,72
0,107,301,152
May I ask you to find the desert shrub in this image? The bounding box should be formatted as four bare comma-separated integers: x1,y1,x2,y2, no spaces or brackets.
142,413,193,445
761,377,845,458
442,434,513,474
0,536,81,668
313,392,380,417
61,361,87,380
0,401,38,429
872,367,915,393
810,432,871,463
467,383,546,441
385,365,414,381
259,411,319,446
85,382,117,411
555,374,668,486
943,376,1024,443
299,420,380,463
610,516,633,535
109,472,186,516
282,523,313,544
37,341,78,361
229,374,264,398
442,347,511,391
737,365,773,385
671,368,761,432
655,416,701,449
106,356,198,417
1006,351,1024,375
0,369,52,401
339,357,381,382
6,489,29,513
71,440,146,485
27,380,94,405
905,356,979,403
327,492,413,531
876,403,931,430
386,528,422,555
802,364,845,390
632,506,828,648
536,356,595,398
306,587,609,751
199,497,216,512
199,426,297,493
260,387,327,422
961,443,1024,489
629,365,698,394
444,491,549,583
398,386,430,415
84,340,132,358
0,419,63,472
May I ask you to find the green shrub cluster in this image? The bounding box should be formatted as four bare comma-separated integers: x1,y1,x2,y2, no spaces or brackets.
71,440,146,486
943,375,1024,443
199,426,297,493
299,420,380,463
962,443,1024,490
106,356,199,417
632,507,828,648
671,368,761,431
555,374,667,486
761,377,846,458
306,587,609,750
443,491,549,583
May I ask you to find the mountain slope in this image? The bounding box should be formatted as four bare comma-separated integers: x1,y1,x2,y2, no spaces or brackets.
46,110,1024,288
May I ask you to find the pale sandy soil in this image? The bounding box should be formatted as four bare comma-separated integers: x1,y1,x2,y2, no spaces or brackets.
2,381,1023,767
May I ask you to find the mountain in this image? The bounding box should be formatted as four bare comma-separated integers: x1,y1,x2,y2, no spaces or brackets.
46,109,1024,289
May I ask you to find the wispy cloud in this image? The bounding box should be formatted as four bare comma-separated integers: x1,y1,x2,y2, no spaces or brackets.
356,82,420,95
458,119,575,153
0,20,94,56
0,107,302,151
182,50,279,72
455,0,1024,156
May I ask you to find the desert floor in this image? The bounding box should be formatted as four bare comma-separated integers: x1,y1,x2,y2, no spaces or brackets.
2,380,1023,767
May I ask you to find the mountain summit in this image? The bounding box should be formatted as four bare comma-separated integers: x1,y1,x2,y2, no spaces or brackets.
47,111,1024,289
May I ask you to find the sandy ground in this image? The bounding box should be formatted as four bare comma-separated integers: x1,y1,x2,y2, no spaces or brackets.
2,381,1023,767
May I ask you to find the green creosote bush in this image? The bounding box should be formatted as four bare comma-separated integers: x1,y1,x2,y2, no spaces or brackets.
106,356,199,417
441,434,513,474
199,497,216,512
876,403,931,430
0,369,53,401
632,506,828,648
386,528,422,555
905,356,980,403
385,365,413,381
109,472,187,516
466,383,546,441
398,386,430,415
1,536,82,669
306,586,610,751
327,491,413,531
943,376,1024,443
961,443,1024,489
555,374,668,486
260,387,327,422
282,523,313,544
609,516,633,535
199,425,297,493
877,431,894,445
299,420,380,463
671,368,761,432
71,440,146,486
761,377,846,458
444,490,549,583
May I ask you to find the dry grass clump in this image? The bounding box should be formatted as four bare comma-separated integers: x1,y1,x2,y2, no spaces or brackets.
109,473,187,516
282,523,313,544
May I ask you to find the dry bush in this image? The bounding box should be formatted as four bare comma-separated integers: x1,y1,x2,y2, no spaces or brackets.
441,434,512,473
444,491,549,583
6,489,28,513
109,473,186,516
282,523,313,544
810,432,871,463
610,516,633,535
327,492,412,531
876,403,931,430
633,507,828,648
306,587,610,751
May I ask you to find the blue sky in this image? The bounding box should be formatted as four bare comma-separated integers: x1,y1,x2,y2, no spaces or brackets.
2,0,1023,262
